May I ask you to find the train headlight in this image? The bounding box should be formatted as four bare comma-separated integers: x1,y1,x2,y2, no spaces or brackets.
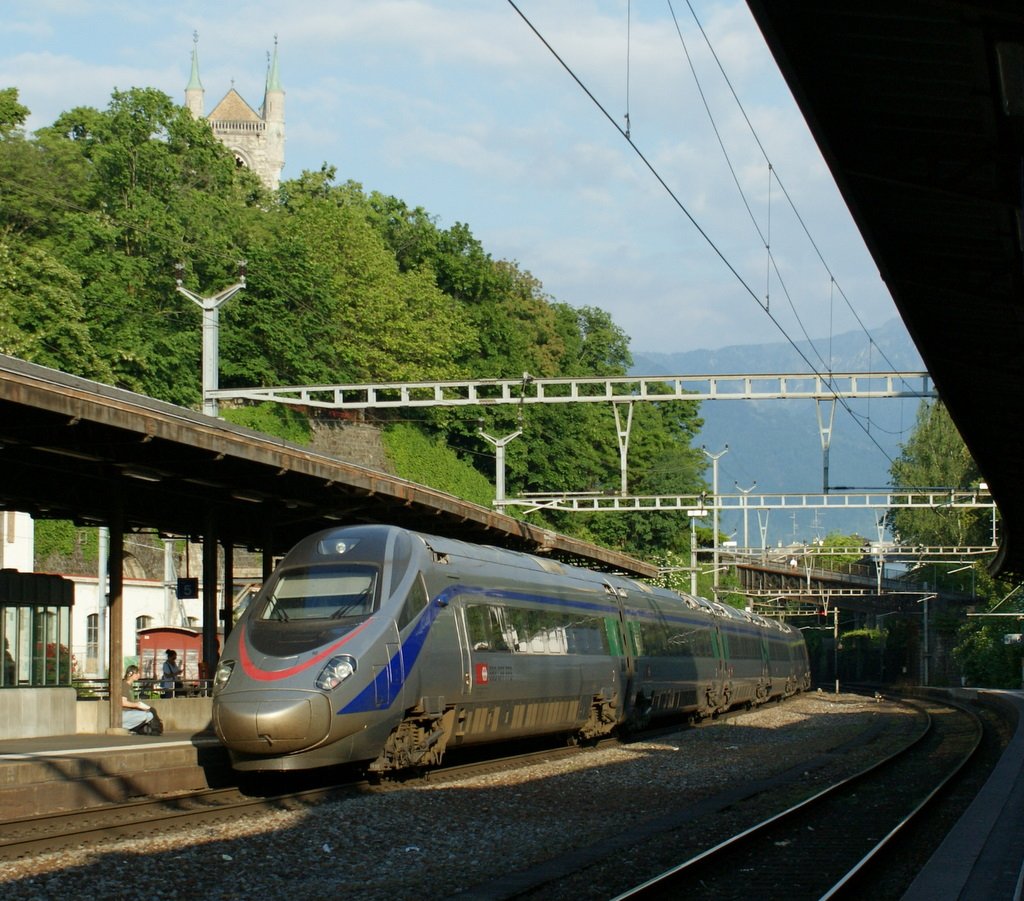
316,655,357,691
213,659,235,691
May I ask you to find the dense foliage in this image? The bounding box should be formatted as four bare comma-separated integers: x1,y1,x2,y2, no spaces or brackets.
888,400,1020,686
888,399,988,547
1,87,707,562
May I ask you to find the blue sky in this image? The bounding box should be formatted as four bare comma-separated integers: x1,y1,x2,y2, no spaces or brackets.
1,0,905,358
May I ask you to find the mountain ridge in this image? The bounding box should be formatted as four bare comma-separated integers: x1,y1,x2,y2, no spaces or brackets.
629,318,926,546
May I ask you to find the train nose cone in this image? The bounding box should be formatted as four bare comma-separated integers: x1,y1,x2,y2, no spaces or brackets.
214,690,332,754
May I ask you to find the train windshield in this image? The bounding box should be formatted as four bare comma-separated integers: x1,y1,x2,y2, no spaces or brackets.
257,565,379,621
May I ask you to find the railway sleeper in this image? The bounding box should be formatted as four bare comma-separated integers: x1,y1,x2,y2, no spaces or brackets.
369,705,457,773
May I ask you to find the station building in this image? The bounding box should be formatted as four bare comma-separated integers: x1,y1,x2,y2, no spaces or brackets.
0,512,228,738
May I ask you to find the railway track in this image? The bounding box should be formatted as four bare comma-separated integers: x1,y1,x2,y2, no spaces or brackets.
0,699,763,864
5,691,994,900
610,696,983,900
0,785,347,861
0,735,616,862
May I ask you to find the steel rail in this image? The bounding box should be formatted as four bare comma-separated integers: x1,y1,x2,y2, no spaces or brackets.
610,697,981,900
816,698,983,900
0,735,621,862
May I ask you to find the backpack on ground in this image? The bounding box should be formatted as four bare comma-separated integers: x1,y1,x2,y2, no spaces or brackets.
131,708,163,735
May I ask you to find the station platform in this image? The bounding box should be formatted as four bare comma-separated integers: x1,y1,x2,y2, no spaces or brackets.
902,689,1024,900
0,730,230,820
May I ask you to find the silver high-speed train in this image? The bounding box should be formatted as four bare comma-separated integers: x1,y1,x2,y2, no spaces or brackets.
212,525,810,773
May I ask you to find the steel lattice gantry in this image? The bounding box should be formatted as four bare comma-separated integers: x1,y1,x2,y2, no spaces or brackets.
211,371,933,409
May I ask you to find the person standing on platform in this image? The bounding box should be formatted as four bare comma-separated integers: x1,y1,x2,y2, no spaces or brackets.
161,649,182,698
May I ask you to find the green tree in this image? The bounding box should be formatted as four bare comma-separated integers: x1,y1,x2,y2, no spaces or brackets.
234,175,472,385
0,87,28,135
815,531,867,570
0,85,711,573
954,621,1023,688
888,398,1019,686
0,230,111,378
888,400,986,546
29,88,257,402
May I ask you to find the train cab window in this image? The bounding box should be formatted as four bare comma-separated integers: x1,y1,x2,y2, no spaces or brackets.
396,575,428,632
258,565,378,621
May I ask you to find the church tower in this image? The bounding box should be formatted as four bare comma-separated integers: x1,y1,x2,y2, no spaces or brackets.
184,35,286,191
260,39,286,188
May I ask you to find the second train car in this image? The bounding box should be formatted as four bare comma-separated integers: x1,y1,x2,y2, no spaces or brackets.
212,524,810,773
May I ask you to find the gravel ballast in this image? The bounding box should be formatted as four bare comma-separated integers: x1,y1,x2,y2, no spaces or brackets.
0,693,915,900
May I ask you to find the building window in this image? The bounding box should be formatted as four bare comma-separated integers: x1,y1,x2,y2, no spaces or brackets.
86,613,99,663
136,615,153,631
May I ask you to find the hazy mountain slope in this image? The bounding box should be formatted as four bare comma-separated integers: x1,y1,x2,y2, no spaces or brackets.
630,319,926,545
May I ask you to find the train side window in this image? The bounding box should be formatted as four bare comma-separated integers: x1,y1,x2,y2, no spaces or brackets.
465,604,512,652
396,575,429,632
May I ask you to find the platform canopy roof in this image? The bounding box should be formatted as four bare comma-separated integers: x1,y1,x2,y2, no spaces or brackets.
0,355,657,578
746,0,1024,575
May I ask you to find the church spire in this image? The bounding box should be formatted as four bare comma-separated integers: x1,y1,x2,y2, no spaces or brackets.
185,31,204,118
187,31,203,90
266,35,282,94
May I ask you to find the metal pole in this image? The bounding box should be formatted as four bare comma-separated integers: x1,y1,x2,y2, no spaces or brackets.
203,510,220,675
702,446,728,592
108,509,124,730
834,606,840,695
176,263,245,418
222,537,234,641
736,481,756,549
163,539,177,626
690,514,698,596
612,401,634,496
97,526,108,679
757,509,770,556
923,594,929,686
479,429,522,508
816,399,836,493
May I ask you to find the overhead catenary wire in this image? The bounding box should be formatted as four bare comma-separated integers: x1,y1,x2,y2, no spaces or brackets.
670,6,918,441
667,0,873,380
505,0,901,469
624,0,632,139
678,0,907,383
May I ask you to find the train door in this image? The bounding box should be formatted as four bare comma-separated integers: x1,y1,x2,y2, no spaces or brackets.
713,624,728,705
609,584,634,705
453,600,473,698
373,619,404,710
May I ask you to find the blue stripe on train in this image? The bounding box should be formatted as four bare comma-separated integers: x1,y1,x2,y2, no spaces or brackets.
335,583,746,715
337,584,622,715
